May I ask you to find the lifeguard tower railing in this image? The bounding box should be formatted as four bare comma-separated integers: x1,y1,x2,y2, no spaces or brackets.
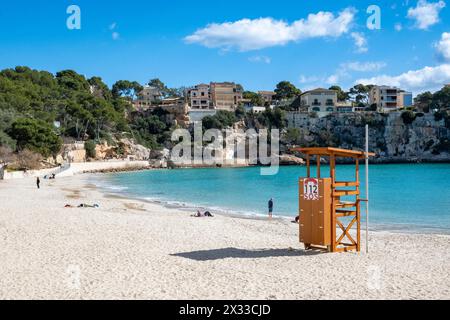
292,147,375,253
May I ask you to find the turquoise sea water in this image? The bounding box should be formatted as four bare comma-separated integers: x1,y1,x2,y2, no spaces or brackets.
94,164,450,234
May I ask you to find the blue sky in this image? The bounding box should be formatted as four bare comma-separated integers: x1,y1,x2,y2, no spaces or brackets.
0,0,449,95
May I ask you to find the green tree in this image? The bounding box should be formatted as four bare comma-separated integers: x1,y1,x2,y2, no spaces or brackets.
274,81,301,100
56,70,90,92
8,118,62,157
88,76,112,100
414,91,433,112
349,84,373,105
148,78,172,98
329,85,349,102
202,111,237,130
401,111,416,125
243,91,265,106
257,107,286,129
84,140,97,159
112,80,143,100
432,86,450,110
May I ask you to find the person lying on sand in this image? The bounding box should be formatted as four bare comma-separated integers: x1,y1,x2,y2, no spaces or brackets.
78,203,99,208
204,211,213,217
64,204,99,208
191,210,203,217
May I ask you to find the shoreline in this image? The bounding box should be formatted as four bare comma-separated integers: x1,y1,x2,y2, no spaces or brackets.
90,167,450,237
3,158,450,181
98,182,450,236
1,174,449,299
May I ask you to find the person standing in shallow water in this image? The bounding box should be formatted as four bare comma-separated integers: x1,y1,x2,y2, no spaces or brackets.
268,198,273,219
36,177,40,189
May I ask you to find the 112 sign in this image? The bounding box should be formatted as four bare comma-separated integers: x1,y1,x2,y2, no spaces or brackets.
303,178,319,201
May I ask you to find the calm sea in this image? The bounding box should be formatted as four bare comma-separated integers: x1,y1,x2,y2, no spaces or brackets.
93,164,450,234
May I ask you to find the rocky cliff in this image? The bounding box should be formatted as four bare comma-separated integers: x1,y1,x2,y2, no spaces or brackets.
285,111,450,163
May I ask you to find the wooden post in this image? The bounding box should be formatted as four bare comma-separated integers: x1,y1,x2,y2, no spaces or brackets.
356,159,361,252
330,154,336,252
316,155,321,178
365,124,370,254
306,154,310,178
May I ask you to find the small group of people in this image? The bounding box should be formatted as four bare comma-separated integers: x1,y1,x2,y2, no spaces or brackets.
192,210,214,217
44,173,56,180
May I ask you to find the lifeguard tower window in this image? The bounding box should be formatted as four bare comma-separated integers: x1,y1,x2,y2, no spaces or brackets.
291,147,375,253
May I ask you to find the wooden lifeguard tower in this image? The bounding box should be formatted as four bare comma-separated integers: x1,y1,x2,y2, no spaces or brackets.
292,147,375,253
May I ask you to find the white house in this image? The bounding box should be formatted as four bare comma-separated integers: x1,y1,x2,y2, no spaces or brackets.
300,88,337,117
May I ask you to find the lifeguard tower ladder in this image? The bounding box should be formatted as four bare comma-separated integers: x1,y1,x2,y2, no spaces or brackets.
292,147,374,253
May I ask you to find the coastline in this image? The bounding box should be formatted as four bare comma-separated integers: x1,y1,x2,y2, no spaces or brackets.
90,164,450,236
94,174,450,236
0,174,449,299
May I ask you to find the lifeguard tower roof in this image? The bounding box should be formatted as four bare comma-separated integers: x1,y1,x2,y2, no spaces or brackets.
291,147,375,159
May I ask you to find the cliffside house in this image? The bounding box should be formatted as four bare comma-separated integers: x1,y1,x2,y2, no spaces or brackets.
258,90,276,105
210,82,243,111
187,83,212,109
369,86,413,112
300,88,338,117
133,85,163,110
188,82,243,111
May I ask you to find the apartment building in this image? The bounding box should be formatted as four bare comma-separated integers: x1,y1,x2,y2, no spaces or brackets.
187,84,212,109
369,86,413,111
210,82,243,111
188,82,243,111
300,88,337,116
398,91,413,108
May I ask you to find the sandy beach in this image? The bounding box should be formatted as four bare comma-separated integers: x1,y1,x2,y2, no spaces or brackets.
0,175,449,300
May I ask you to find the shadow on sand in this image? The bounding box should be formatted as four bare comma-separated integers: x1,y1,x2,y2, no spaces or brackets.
171,247,322,261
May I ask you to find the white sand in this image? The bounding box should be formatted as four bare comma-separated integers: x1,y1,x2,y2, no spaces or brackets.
0,175,449,300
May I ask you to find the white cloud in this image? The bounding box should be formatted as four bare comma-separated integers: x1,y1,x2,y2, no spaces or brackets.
108,22,120,40
407,0,446,30
299,61,386,86
248,55,271,64
395,23,403,31
342,61,387,72
299,75,320,84
326,74,340,85
184,8,356,51
435,32,450,61
350,32,368,53
356,64,450,93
